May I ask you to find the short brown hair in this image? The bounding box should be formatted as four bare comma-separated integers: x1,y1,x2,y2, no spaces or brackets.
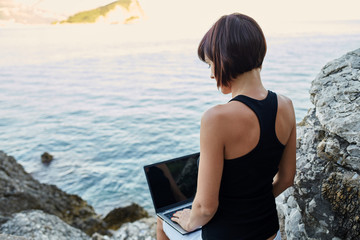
198,13,267,88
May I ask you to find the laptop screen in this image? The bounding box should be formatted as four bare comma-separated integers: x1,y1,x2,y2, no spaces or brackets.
144,152,199,213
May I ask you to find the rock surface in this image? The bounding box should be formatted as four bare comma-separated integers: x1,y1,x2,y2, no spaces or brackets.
0,210,90,240
277,48,360,240
112,217,156,240
0,234,27,240
103,203,149,230
0,208,155,240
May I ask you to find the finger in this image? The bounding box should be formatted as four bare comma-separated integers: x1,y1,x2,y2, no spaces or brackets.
171,216,179,223
173,211,181,217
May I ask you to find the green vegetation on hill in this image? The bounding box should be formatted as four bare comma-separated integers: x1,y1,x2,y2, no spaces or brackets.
58,0,132,24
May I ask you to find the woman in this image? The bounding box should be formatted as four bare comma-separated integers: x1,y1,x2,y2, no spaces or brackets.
157,13,296,240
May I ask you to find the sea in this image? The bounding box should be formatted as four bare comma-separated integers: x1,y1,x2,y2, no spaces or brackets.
0,21,359,216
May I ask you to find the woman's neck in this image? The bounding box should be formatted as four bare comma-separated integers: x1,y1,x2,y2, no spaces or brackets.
230,68,267,99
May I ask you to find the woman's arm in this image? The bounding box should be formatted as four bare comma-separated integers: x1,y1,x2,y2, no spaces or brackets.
172,106,225,231
273,101,296,198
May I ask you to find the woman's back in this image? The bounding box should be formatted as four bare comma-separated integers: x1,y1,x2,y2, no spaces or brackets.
201,89,294,239
221,91,294,160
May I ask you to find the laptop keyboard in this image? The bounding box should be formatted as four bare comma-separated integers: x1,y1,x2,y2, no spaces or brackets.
164,206,192,220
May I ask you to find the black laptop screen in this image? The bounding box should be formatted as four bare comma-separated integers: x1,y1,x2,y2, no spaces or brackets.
144,153,199,212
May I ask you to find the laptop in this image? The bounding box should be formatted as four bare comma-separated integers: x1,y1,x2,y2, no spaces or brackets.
143,152,200,234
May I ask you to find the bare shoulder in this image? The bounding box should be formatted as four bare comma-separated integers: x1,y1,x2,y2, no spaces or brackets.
277,93,294,111
277,93,293,107
200,104,230,147
277,93,296,122
201,104,228,124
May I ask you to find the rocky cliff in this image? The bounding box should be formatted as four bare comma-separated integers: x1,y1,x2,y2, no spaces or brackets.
0,151,152,239
277,48,360,239
0,151,108,236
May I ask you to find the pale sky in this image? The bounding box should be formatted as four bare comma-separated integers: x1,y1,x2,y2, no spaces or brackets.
11,0,360,37
139,0,360,36
14,0,360,21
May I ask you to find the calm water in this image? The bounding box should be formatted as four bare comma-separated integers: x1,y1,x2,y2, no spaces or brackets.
0,24,359,215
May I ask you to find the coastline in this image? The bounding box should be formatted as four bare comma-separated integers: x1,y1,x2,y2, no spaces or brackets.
0,151,156,239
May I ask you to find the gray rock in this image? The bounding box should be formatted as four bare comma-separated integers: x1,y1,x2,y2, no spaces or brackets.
91,217,156,240
277,48,360,239
310,48,360,154
112,217,156,240
92,233,111,240
0,210,90,240
0,234,28,240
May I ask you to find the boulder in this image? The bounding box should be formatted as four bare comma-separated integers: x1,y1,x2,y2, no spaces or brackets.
277,48,360,239
0,210,90,240
112,217,157,240
103,203,149,230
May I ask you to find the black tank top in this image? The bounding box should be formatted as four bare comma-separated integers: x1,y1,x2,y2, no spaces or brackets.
202,90,285,240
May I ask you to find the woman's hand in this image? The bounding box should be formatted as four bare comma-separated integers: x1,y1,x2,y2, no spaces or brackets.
171,208,192,232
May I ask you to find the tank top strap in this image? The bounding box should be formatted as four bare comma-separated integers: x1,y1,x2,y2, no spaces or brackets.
229,90,278,144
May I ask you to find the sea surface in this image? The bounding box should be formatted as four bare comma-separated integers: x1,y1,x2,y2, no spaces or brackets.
0,23,359,215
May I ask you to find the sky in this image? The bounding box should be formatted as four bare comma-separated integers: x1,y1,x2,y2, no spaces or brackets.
139,0,360,36
13,0,360,21
8,0,360,37
13,0,360,20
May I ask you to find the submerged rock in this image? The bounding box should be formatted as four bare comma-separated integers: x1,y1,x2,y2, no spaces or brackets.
41,152,53,164
277,48,360,239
